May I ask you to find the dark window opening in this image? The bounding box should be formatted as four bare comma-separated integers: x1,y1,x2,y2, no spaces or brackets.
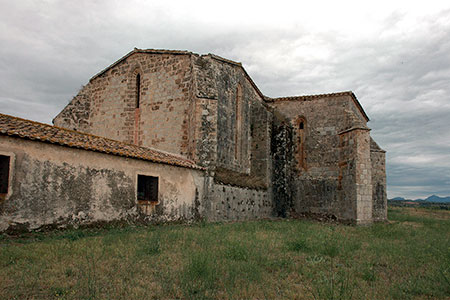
235,84,243,160
137,175,158,202
136,73,141,108
0,155,10,195
296,117,306,170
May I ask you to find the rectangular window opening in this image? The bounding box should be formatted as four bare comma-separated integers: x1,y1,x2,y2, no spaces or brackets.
137,175,158,203
0,155,10,195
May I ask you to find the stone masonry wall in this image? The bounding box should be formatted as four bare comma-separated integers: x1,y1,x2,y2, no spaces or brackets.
370,138,387,221
54,52,195,158
0,136,205,232
353,129,373,224
193,55,272,189
249,98,272,188
191,55,274,221
204,179,273,222
212,57,252,174
336,130,359,221
269,94,372,222
271,114,294,217
192,56,219,168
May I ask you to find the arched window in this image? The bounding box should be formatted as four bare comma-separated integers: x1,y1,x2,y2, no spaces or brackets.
296,117,306,170
135,73,141,108
132,71,142,146
235,84,243,160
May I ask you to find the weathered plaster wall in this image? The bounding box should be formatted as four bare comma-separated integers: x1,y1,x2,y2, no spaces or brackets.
0,136,205,232
53,53,195,158
370,138,387,221
269,94,373,223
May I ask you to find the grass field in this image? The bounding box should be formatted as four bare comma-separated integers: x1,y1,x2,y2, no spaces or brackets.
1,207,449,300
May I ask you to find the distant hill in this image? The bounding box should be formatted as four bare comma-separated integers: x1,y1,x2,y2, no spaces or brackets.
389,195,450,203
423,195,450,203
391,197,406,201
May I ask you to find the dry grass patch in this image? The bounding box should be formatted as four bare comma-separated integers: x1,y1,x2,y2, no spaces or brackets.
401,207,450,220
0,207,449,299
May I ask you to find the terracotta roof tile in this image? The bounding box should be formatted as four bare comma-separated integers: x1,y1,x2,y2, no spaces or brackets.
0,113,204,170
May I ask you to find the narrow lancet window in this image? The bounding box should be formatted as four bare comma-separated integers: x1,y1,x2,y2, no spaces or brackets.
235,84,243,160
136,73,141,108
297,117,306,170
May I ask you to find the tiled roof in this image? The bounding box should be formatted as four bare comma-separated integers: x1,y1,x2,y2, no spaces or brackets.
265,91,370,121
0,113,204,170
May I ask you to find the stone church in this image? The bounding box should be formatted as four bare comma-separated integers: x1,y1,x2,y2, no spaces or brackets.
0,48,386,232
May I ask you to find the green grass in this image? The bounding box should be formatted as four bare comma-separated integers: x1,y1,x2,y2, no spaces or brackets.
0,207,449,299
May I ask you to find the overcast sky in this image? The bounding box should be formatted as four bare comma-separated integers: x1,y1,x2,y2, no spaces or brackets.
1,0,449,199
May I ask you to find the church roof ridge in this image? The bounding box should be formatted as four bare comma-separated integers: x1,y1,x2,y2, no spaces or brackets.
265,91,370,121
206,53,242,66
90,48,193,81
203,53,266,102
265,91,354,101
89,48,268,104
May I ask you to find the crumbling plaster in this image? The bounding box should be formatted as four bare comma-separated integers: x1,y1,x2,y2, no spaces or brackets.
0,135,205,232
